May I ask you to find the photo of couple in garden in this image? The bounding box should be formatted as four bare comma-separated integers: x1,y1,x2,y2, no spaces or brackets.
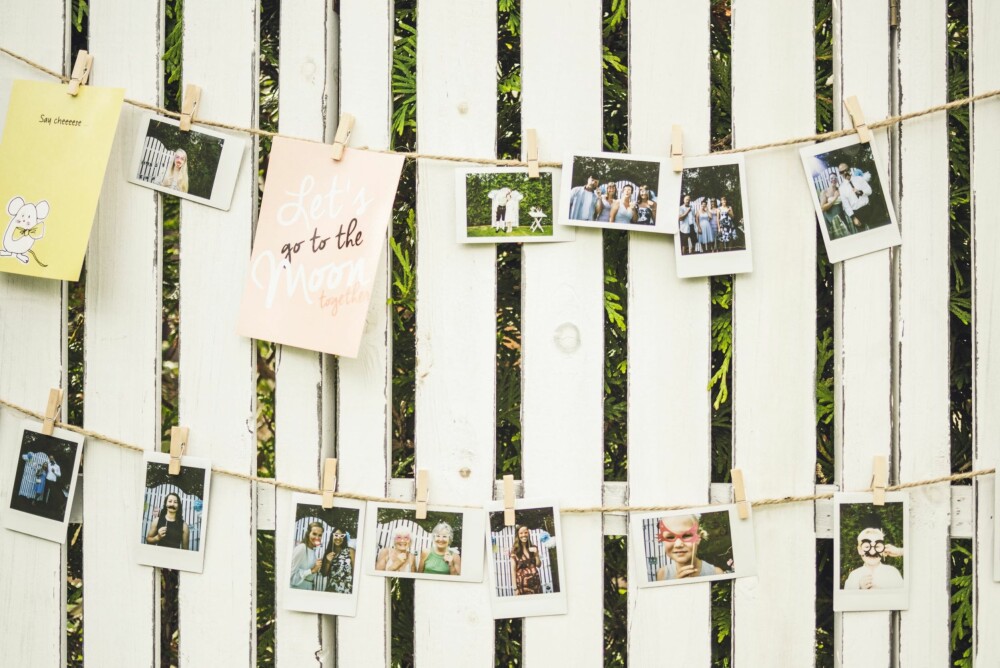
457,168,573,244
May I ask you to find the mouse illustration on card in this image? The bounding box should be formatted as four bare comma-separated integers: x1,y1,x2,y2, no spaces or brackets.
1,196,50,266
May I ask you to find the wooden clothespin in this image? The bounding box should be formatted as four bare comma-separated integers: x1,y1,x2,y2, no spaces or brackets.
871,456,888,506
503,474,516,526
731,468,750,520
844,96,872,143
179,84,202,132
331,113,355,161
670,125,684,173
67,50,94,96
525,129,540,178
415,469,429,520
168,426,189,475
321,458,338,509
41,388,63,436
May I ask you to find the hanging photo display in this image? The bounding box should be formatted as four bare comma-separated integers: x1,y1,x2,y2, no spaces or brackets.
675,153,753,277
283,493,366,617
3,420,84,543
454,168,574,244
558,152,679,234
833,492,909,611
800,135,902,263
135,451,212,573
127,114,247,210
365,501,485,583
485,500,567,619
0,80,123,281
631,504,757,588
237,139,405,358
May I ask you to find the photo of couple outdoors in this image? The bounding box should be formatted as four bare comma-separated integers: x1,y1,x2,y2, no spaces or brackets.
374,508,463,577
464,171,555,237
140,462,206,552
566,155,659,226
10,430,76,522
289,504,361,594
807,142,892,241
677,162,746,256
488,508,560,597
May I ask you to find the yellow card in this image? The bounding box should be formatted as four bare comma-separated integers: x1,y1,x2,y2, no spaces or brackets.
0,80,124,281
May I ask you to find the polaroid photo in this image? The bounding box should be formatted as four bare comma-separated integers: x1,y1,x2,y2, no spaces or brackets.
675,153,753,278
282,493,366,617
3,420,84,543
800,135,901,263
365,501,485,583
631,504,757,588
128,114,247,210
834,491,909,611
558,152,679,234
455,168,574,244
485,500,567,619
135,451,212,573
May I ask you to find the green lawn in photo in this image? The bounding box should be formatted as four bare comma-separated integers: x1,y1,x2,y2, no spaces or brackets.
466,225,554,238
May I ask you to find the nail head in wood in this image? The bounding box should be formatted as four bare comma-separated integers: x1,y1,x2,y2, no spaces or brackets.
331,113,355,161
503,474,516,526
67,50,93,96
871,455,888,506
844,96,872,143
670,125,684,173
168,426,189,475
322,458,338,509
41,388,63,436
525,129,539,178
731,468,750,519
415,469,429,519
179,84,202,132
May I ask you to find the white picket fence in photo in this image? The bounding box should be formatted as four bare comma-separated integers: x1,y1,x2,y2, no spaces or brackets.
0,1,997,666
490,526,557,597
140,484,203,552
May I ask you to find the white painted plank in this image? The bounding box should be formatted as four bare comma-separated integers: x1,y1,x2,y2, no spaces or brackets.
0,4,67,666
971,0,1000,664
731,0,817,665
626,1,713,665
273,0,338,665
82,1,163,665
897,1,952,665
520,2,604,665
834,1,894,664
413,1,496,665
336,1,395,665
177,0,259,664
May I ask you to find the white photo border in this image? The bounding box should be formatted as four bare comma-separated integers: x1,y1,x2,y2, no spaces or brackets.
630,503,757,589
281,493,367,617
484,499,568,619
833,491,909,612
455,167,574,244
558,151,679,234
127,113,248,211
799,134,901,263
134,450,212,573
365,501,485,583
3,419,84,544
675,153,753,278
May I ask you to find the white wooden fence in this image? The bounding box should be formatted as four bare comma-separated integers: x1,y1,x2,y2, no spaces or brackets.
0,0,997,666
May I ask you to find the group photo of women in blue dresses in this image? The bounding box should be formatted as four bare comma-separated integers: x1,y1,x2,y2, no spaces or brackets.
677,162,747,256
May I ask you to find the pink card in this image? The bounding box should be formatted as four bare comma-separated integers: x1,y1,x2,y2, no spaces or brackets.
238,138,405,357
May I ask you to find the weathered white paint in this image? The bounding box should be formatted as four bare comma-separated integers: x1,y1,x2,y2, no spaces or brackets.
82,0,163,665
731,0,818,665
273,0,338,665
413,1,496,664
971,0,1000,664
834,1,894,664
897,1,952,665
177,0,259,664
626,1,713,665
0,5,67,667
520,1,604,665
336,1,394,665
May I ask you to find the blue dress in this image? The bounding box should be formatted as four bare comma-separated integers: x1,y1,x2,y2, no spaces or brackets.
614,203,635,224
698,211,715,245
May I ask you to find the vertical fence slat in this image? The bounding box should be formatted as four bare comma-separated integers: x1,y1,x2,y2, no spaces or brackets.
971,1,1000,664
177,0,259,664
336,1,394,664
82,0,163,665
626,1,713,664
834,1,894,663
897,0,952,664
414,1,496,664
0,5,68,666
273,0,338,664
520,1,604,664
731,0,817,664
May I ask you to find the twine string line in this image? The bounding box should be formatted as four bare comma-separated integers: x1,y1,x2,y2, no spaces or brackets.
1,397,992,514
